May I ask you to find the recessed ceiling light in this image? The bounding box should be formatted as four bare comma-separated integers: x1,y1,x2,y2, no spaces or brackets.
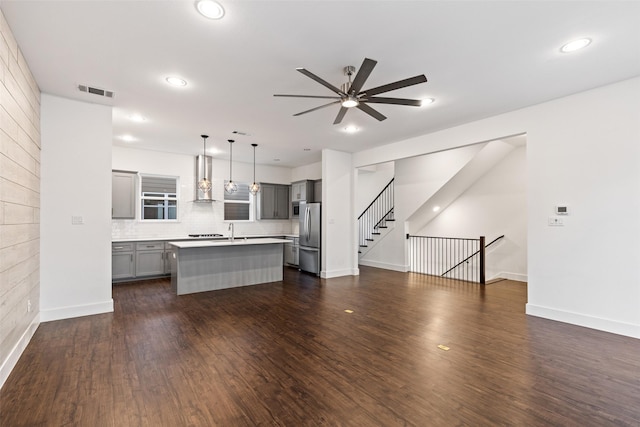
432,206,440,212
121,135,136,142
129,114,145,122
560,38,591,53
196,0,225,19
166,76,187,87
344,125,359,133
421,98,435,107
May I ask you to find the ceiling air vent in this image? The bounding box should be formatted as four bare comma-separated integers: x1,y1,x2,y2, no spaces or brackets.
78,84,114,98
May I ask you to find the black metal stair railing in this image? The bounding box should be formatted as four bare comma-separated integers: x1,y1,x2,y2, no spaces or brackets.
358,178,394,250
406,234,504,284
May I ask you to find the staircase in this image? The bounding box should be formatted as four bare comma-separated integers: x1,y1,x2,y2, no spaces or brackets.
358,178,394,257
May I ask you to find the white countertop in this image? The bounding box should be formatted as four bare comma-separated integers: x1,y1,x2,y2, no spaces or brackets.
169,238,292,249
113,234,297,243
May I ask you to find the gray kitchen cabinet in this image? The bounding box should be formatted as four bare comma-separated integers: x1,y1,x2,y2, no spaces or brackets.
284,237,299,266
291,180,314,202
164,242,173,274
112,243,135,280
313,180,322,202
112,170,137,219
259,183,290,219
135,242,165,277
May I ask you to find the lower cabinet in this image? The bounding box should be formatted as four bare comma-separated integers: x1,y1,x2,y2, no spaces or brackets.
135,242,165,277
164,242,173,274
112,243,135,280
284,237,299,266
112,241,173,283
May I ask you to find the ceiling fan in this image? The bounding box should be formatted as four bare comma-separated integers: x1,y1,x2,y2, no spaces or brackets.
274,58,427,125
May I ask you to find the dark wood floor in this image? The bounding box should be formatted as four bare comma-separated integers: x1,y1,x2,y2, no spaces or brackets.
2,266,639,426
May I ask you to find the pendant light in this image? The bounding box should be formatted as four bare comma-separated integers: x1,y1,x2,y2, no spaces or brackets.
224,139,237,194
249,143,260,195
197,134,212,192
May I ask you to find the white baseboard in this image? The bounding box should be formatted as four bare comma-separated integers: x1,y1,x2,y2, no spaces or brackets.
358,259,409,272
0,314,40,390
40,299,114,322
526,303,640,339
490,272,528,282
321,268,359,279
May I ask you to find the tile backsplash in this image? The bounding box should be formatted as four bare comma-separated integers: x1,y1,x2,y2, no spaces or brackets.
112,200,294,239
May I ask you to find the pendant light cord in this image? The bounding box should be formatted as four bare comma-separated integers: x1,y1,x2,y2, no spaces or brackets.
202,135,208,181
228,139,233,182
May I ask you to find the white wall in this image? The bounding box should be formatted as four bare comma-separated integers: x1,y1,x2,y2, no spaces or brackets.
40,94,113,321
355,162,394,216
291,161,321,182
354,77,640,338
112,146,294,238
417,145,527,281
321,149,357,278
526,79,639,337
360,144,484,271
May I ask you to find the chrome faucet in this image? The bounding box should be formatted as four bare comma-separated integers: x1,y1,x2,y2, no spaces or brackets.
228,223,234,241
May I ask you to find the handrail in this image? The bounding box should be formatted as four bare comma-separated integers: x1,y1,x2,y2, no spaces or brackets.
358,178,394,220
440,235,504,277
373,208,394,230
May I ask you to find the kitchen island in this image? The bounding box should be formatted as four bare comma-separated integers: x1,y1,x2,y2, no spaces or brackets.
168,238,291,295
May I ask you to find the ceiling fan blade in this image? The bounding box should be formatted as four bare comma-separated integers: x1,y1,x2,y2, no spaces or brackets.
348,58,377,95
356,103,387,121
274,94,341,99
333,107,348,125
297,68,345,96
364,97,422,106
293,100,341,117
361,74,428,96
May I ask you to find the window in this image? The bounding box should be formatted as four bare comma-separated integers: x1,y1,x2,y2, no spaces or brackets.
140,175,178,221
224,181,253,221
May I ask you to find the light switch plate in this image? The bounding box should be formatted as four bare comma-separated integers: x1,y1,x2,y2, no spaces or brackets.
71,216,84,225
548,217,564,226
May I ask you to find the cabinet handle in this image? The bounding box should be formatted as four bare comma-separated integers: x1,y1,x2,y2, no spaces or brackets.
113,246,124,249
146,245,155,248
130,254,133,262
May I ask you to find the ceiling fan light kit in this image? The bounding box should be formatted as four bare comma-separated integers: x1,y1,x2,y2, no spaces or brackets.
274,57,428,125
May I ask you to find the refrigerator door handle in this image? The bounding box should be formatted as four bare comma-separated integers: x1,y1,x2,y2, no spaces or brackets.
306,206,311,241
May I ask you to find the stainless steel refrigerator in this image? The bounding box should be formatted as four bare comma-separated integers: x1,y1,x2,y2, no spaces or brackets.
298,202,321,275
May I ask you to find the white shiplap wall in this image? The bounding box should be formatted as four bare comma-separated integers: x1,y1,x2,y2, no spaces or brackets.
0,9,41,388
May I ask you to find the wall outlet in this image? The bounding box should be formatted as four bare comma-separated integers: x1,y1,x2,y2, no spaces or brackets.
71,215,84,225
27,299,32,313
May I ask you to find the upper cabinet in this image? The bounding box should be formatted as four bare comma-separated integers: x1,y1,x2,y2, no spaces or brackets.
112,170,136,219
259,183,290,220
313,180,322,202
291,180,315,202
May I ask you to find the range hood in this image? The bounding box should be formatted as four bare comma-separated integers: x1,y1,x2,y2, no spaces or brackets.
194,154,214,202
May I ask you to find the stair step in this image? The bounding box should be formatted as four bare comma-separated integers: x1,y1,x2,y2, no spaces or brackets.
365,239,374,241
378,226,388,229
386,219,395,221
360,245,368,248
372,232,381,235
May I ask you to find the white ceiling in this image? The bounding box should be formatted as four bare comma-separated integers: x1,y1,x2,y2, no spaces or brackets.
2,1,639,167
